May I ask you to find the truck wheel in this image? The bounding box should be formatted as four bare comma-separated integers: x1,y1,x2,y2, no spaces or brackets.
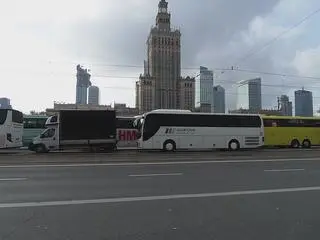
35,144,46,153
112,144,117,151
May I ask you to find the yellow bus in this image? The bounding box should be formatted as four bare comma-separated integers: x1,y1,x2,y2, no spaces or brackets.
262,115,320,148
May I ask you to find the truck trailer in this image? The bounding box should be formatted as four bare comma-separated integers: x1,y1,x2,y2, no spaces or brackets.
29,110,117,153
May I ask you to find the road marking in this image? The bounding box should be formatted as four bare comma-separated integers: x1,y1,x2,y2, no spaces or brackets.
0,157,320,168
0,186,320,209
129,173,183,177
264,169,305,172
0,178,27,181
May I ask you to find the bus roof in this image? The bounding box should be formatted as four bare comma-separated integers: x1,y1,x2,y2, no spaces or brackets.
116,116,135,119
23,115,48,118
150,109,192,113
145,111,261,117
261,115,320,120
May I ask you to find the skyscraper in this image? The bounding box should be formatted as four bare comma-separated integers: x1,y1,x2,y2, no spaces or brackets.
0,98,12,109
136,0,181,111
76,65,91,104
279,95,292,116
178,77,195,111
295,89,313,117
88,86,100,105
237,78,262,112
136,75,156,113
213,85,225,113
195,66,214,112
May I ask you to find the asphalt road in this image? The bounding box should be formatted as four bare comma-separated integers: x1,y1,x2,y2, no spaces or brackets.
1,153,320,239
2,147,320,165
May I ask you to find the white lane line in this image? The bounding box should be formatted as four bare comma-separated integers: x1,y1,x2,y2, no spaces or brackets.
1,186,320,209
0,178,27,181
0,157,320,168
129,173,183,177
264,169,305,172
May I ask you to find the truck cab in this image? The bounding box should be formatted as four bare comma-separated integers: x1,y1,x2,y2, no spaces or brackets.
30,116,59,152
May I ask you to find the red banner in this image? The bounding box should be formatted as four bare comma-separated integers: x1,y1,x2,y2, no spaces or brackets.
118,129,137,141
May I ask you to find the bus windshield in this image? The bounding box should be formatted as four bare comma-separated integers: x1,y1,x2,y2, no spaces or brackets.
133,117,144,131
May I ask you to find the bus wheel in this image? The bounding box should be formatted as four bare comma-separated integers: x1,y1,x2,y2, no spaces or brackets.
228,140,240,151
290,139,300,148
302,139,311,148
163,140,176,152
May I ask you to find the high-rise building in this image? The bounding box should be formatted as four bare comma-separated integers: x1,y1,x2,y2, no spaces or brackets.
178,76,195,111
88,86,100,105
0,98,12,109
76,65,91,104
213,85,225,113
195,66,213,112
137,0,181,111
136,75,156,113
279,95,292,116
114,103,139,117
295,89,313,117
237,78,262,112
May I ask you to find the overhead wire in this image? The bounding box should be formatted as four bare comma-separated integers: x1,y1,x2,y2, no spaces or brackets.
233,6,320,66
20,59,320,81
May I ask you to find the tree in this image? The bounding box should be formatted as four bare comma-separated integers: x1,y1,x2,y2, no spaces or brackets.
29,110,46,115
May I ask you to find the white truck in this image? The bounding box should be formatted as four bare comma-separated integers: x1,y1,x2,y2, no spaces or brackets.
29,109,117,153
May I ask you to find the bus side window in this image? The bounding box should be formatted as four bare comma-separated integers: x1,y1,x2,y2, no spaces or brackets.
24,119,37,128
263,119,275,127
0,110,8,125
117,118,134,129
12,110,23,124
36,118,47,128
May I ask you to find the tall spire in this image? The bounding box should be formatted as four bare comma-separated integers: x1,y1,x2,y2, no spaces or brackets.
158,0,168,13
156,0,170,30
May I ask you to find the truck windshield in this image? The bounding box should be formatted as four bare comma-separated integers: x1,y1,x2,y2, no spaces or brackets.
40,128,55,138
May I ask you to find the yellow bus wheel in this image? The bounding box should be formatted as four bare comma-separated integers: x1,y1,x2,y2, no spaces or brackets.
302,139,311,148
290,139,300,148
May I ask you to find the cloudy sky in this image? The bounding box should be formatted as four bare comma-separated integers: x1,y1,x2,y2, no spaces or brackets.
0,0,320,113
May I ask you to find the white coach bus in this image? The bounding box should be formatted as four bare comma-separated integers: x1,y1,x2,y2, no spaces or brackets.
0,109,24,149
134,110,264,151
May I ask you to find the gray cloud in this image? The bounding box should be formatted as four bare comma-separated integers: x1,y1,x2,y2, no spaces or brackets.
41,0,320,110
58,0,279,66
54,0,282,110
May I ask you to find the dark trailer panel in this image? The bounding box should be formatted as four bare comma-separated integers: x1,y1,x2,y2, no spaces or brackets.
59,110,116,141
